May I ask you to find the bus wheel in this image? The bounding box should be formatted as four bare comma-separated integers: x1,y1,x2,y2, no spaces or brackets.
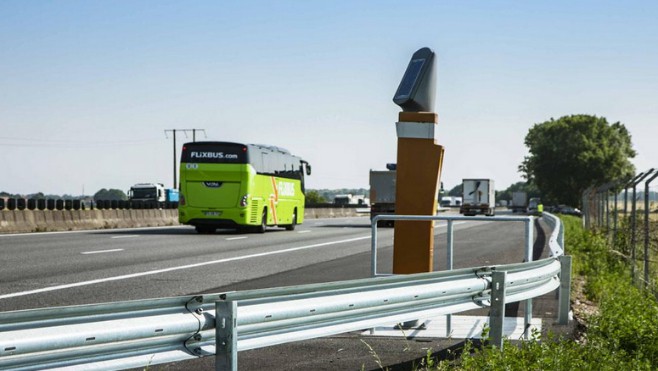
256,208,267,233
285,210,297,231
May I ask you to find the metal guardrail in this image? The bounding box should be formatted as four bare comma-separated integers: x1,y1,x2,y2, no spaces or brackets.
369,213,537,340
0,213,569,371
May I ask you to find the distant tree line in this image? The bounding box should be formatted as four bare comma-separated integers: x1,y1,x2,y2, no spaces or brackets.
0,191,88,200
0,188,128,201
305,188,369,205
93,189,128,201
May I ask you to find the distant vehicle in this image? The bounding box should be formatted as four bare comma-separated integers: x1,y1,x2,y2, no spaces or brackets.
128,183,178,204
555,205,582,217
440,196,462,207
165,188,179,203
460,179,495,216
528,197,541,215
369,166,396,227
510,191,528,213
178,141,311,234
334,194,369,206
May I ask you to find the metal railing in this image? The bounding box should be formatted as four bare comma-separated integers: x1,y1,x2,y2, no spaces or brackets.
370,214,536,277
0,213,569,371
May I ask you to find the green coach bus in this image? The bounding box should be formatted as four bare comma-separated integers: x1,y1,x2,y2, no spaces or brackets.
178,141,311,234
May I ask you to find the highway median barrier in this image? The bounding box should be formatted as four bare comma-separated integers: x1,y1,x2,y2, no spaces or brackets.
0,206,365,234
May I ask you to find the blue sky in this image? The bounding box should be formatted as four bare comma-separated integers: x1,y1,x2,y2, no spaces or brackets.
1,1,657,195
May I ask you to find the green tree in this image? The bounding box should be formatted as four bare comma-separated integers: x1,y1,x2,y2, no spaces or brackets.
447,184,462,197
304,190,327,205
497,181,540,202
93,188,127,201
519,114,636,206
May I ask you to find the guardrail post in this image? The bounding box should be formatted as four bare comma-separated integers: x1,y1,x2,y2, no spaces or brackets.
523,217,533,339
446,219,454,337
216,300,238,371
558,255,572,325
371,218,378,277
489,271,507,349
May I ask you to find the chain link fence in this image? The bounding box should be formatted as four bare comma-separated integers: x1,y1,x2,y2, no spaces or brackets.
582,169,658,295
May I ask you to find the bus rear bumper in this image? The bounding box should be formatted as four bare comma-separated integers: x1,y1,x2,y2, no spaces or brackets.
179,208,251,227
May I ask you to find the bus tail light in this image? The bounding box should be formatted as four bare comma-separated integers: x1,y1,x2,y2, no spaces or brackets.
180,194,186,206
240,194,249,207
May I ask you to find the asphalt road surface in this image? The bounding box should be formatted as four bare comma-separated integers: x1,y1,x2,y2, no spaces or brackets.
0,212,557,370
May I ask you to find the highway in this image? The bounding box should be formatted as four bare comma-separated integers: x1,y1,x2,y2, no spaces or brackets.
0,213,531,313
0,212,550,370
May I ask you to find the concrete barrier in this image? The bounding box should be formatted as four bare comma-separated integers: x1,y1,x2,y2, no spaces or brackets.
0,209,179,234
0,208,367,234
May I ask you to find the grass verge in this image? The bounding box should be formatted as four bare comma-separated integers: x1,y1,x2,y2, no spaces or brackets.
414,215,658,370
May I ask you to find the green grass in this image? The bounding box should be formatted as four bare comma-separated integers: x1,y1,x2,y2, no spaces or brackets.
414,215,658,370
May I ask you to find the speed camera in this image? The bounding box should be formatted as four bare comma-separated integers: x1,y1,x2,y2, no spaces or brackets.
393,47,436,112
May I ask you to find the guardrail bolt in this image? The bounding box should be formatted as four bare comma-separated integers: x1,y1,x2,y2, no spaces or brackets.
194,334,202,341
193,347,202,355
195,308,204,315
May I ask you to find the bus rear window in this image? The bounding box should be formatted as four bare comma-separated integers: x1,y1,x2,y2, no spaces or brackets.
181,143,248,164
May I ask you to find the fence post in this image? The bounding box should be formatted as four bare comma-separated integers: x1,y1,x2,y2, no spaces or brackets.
631,170,655,285
581,189,588,229
613,187,619,246
605,189,610,234
600,190,605,229
644,172,658,289
489,271,507,349
584,187,595,230
558,255,572,325
216,300,238,371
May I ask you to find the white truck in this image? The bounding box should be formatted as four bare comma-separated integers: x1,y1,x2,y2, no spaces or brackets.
334,194,369,206
127,183,180,204
460,178,495,216
128,183,166,203
369,168,396,227
510,191,528,213
439,196,462,208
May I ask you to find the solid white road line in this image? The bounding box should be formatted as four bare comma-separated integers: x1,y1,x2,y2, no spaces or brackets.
297,230,311,234
81,249,125,255
0,235,371,300
225,236,248,241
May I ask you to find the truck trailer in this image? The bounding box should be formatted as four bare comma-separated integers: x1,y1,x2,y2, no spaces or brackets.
510,191,528,213
460,179,495,216
369,167,396,227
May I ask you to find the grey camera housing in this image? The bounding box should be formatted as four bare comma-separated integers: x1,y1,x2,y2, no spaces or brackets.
393,47,436,112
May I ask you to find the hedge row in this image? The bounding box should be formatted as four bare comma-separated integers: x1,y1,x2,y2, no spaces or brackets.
0,198,178,211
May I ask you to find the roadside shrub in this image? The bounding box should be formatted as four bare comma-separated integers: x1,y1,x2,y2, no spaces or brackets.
588,277,658,365
424,216,658,370
433,335,651,370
